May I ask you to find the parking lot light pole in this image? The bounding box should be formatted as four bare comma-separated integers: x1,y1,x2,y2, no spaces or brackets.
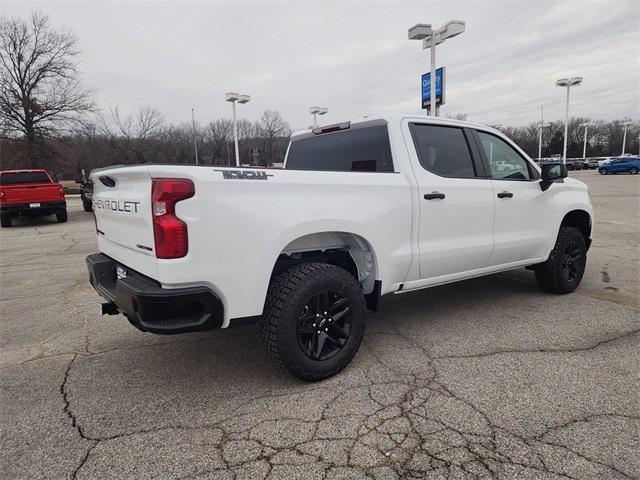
225,92,251,166
409,20,465,117
556,77,582,163
309,107,328,128
580,122,593,159
621,121,634,155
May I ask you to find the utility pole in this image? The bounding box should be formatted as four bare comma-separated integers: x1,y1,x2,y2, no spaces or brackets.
621,121,634,155
191,108,199,165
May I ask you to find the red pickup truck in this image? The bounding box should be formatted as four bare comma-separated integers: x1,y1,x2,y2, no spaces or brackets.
0,169,67,228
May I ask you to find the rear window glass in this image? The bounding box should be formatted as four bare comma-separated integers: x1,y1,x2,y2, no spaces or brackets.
0,172,51,185
286,125,394,172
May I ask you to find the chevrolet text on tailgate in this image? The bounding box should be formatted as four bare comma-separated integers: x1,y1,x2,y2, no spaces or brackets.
86,114,593,381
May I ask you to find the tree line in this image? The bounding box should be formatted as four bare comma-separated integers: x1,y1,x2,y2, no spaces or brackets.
1,106,291,179
1,12,637,181
501,118,638,160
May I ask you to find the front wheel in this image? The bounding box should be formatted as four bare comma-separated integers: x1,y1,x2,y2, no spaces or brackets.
260,263,366,381
534,226,587,294
630,167,638,175
599,168,607,175
56,209,68,223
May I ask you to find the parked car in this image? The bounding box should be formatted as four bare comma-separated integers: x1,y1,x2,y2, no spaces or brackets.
598,156,640,175
0,169,67,228
598,157,614,167
86,115,593,381
566,159,588,170
586,157,606,169
80,178,94,212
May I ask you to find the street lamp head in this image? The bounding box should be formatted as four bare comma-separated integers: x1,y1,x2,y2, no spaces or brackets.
440,20,466,40
237,95,251,104
225,92,239,102
310,106,328,115
557,77,582,87
622,121,635,126
408,24,432,40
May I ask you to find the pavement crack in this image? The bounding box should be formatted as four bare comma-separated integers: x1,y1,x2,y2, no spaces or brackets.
433,327,640,360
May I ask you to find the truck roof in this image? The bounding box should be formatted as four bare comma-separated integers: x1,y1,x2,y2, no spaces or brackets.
291,112,503,139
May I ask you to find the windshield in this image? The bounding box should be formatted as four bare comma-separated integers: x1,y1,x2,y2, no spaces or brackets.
0,171,52,185
286,124,394,172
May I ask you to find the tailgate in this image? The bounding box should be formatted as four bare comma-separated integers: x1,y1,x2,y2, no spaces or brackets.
1,183,62,204
91,166,157,276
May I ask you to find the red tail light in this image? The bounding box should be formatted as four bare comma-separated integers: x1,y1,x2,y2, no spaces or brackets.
151,178,195,259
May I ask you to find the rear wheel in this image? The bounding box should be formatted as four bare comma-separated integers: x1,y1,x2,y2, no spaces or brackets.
82,199,93,212
535,226,586,294
260,263,366,381
56,209,68,223
1,214,11,228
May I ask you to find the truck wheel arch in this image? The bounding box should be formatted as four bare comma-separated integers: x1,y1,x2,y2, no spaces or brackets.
560,210,592,249
271,231,378,295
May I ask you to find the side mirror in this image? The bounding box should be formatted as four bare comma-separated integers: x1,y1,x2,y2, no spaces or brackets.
540,163,568,191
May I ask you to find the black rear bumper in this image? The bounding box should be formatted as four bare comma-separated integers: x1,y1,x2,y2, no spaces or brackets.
1,200,66,215
86,253,224,334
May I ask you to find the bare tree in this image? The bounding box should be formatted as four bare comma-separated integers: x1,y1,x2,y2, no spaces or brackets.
258,110,290,165
202,119,232,165
97,106,165,163
0,12,94,166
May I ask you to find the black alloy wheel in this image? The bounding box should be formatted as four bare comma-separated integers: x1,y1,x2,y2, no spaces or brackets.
561,240,584,284
296,289,352,361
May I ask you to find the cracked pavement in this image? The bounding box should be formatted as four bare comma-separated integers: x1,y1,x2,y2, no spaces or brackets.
1,171,639,480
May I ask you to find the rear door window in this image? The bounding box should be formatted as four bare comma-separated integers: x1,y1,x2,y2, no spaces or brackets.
286,124,394,172
409,124,478,178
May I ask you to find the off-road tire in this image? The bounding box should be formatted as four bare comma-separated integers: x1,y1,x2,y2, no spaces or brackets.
56,209,68,223
1,214,11,228
260,262,366,381
82,199,93,212
535,226,586,294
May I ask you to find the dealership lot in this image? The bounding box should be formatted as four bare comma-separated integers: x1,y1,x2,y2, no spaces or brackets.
1,171,638,480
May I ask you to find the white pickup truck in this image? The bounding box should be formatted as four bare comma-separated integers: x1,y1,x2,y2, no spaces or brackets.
86,114,593,381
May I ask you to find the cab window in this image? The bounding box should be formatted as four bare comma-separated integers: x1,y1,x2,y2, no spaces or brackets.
409,124,477,178
477,131,537,180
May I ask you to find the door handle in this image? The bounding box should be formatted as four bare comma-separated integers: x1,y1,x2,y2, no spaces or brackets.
497,191,513,198
424,192,445,200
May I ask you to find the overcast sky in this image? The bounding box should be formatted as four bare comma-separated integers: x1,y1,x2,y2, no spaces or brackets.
3,0,639,130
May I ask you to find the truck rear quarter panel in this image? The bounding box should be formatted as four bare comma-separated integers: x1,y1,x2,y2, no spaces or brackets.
148,165,413,323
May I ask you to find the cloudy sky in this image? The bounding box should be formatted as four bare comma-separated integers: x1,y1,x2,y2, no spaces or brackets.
3,0,639,130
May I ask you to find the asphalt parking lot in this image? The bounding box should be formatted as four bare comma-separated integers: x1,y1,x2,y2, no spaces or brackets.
1,170,638,480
